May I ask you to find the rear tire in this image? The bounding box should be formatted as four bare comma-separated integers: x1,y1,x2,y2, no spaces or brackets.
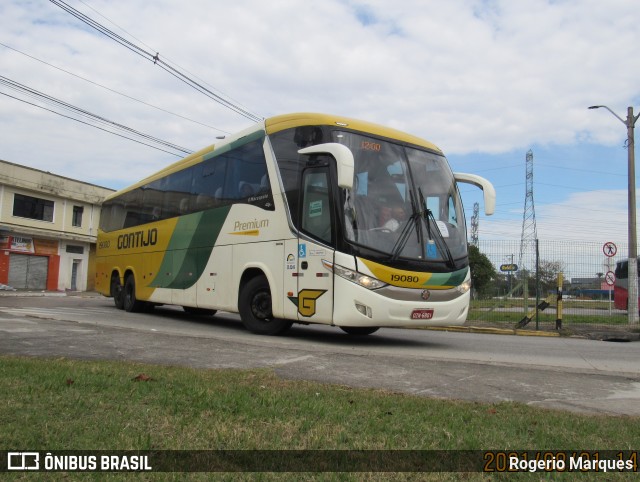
340,326,380,336
111,274,125,310
123,274,146,313
238,276,292,335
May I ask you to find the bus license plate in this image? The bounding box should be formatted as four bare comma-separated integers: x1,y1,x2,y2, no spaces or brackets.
411,309,434,320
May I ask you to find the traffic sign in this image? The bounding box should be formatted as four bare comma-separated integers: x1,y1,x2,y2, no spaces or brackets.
605,271,616,286
500,263,518,272
603,242,617,257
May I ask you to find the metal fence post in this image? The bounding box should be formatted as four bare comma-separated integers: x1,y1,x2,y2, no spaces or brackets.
556,272,563,330
536,238,540,330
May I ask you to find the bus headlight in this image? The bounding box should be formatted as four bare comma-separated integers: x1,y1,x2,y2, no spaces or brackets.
322,260,387,290
456,279,472,294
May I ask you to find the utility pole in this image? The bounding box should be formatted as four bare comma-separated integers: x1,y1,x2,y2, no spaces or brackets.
589,105,640,325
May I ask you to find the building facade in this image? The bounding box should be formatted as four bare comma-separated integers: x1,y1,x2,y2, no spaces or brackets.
0,160,114,291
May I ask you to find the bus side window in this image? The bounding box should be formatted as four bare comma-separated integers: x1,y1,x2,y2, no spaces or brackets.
162,168,193,218
194,157,228,210
228,140,269,201
616,261,628,279
122,189,147,228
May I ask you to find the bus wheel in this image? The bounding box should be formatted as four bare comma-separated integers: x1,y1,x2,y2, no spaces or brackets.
183,306,217,316
111,274,125,310
340,326,380,336
123,275,145,313
239,276,292,335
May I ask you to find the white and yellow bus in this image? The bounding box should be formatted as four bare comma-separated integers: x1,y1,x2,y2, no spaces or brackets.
95,113,495,335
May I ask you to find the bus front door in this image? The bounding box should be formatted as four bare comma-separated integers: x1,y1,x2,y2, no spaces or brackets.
296,239,333,324
296,167,335,324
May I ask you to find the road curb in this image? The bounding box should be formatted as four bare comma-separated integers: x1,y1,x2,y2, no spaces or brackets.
425,326,561,337
0,290,102,298
0,290,66,297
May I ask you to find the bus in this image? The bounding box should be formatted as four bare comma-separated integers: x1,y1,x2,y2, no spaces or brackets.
95,113,495,335
614,258,639,310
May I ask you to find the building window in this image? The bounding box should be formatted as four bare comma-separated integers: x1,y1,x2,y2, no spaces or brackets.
13,194,54,222
66,245,84,254
72,206,84,227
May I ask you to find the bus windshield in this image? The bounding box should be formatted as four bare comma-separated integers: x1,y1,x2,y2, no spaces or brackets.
335,131,467,266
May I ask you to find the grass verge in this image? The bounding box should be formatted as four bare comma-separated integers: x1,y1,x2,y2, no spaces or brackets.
1,355,638,480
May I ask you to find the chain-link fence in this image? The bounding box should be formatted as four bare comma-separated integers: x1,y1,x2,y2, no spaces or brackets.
469,240,640,335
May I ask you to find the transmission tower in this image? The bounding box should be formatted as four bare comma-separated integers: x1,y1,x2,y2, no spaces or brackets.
470,202,479,246
519,149,537,271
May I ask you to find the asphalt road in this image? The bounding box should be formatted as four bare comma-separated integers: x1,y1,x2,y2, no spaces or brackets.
0,293,638,416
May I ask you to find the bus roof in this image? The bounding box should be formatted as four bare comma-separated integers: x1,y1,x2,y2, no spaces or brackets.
265,113,442,153
103,123,263,202
104,113,442,202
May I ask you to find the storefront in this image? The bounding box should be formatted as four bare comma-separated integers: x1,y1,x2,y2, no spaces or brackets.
0,159,114,292
0,234,60,290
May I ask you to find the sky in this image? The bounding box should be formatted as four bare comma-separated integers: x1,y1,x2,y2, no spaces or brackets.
2,0,640,253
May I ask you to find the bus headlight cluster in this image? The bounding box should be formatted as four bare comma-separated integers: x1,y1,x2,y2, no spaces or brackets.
322,260,387,290
456,279,472,294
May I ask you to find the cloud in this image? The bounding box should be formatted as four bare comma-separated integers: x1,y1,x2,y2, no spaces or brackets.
481,189,634,243
1,0,640,244
4,1,639,159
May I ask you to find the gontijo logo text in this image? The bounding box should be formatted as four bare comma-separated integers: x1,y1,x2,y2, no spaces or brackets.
117,228,158,250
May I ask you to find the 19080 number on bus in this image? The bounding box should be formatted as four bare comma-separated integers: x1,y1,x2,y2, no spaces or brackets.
391,274,419,283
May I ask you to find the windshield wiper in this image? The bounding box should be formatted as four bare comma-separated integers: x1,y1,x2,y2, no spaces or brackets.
408,187,456,269
389,188,456,269
425,207,456,269
389,189,420,261
418,187,456,268
418,188,430,239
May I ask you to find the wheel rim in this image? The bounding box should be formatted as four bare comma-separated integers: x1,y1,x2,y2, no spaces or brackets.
125,283,134,306
251,290,272,321
111,277,121,297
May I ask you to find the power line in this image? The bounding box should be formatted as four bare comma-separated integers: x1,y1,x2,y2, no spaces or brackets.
536,162,626,178
0,41,230,135
1,91,183,157
49,0,263,123
0,75,193,157
0,75,193,153
74,0,252,118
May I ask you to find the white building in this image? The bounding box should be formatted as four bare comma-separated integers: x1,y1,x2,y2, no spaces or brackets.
0,159,114,291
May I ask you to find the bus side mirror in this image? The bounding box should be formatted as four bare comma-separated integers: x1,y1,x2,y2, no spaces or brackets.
453,172,496,215
298,143,355,189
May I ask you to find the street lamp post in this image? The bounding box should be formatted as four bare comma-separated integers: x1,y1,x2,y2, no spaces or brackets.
589,105,640,325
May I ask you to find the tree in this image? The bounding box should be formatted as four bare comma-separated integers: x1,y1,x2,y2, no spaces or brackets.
468,245,497,299
537,259,565,294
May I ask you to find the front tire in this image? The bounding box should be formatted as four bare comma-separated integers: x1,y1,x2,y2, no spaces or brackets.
239,276,292,335
340,326,380,336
